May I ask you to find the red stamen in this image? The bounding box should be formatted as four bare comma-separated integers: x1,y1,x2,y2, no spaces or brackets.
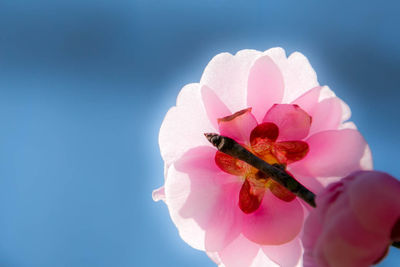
215,151,248,176
239,179,264,214
250,122,279,144
268,180,296,202
273,141,309,164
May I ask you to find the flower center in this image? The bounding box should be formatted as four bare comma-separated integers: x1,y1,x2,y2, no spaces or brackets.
214,108,310,214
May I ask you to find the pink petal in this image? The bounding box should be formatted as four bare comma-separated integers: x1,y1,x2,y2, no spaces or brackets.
308,97,342,136
204,182,243,251
201,85,232,129
159,84,215,165
318,193,388,267
291,86,322,114
263,49,318,104
247,55,284,122
302,208,323,267
360,145,373,170
303,172,400,267
290,129,367,178
346,171,400,237
283,52,319,103
263,104,312,141
262,238,302,267
251,249,281,267
200,50,261,112
218,108,258,143
242,190,304,245
219,235,260,267
165,146,230,250
292,86,350,136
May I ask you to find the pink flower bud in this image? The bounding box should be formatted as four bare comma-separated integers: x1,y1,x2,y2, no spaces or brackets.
302,171,400,267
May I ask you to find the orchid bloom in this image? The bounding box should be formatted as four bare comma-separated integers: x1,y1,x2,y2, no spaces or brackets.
302,171,400,267
153,48,372,267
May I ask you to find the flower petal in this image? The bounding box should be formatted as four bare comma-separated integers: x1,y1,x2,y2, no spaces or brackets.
250,250,280,267
273,141,309,164
346,171,400,237
262,237,302,267
219,235,261,267
218,108,258,143
317,193,388,267
215,150,249,176
204,182,243,252
201,50,261,112
201,85,232,129
242,190,304,245
263,49,318,104
263,104,312,141
159,84,215,165
290,129,368,178
292,86,351,135
291,86,322,114
247,55,284,122
308,97,342,136
165,146,230,250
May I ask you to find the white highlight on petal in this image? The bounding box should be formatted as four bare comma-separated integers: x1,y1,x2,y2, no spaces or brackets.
360,145,373,170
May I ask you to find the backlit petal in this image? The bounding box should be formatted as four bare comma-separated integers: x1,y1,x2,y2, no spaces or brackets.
290,129,368,178
247,55,284,122
205,182,243,251
263,104,311,141
219,235,260,267
159,84,214,165
308,97,342,136
201,85,232,129
165,146,232,250
218,108,258,143
262,237,303,267
242,190,304,245
201,50,261,112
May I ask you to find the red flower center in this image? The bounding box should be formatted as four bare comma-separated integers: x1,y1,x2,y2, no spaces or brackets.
214,108,309,214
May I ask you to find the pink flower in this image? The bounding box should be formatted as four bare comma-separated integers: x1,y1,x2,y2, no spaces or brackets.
153,48,372,266
302,171,400,267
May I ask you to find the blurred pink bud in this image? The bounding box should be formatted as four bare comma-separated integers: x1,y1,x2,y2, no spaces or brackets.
302,171,400,267
154,48,372,266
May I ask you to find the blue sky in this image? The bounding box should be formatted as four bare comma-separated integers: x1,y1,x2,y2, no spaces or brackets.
0,1,399,266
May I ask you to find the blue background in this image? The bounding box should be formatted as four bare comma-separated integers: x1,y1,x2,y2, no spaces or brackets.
0,1,399,266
